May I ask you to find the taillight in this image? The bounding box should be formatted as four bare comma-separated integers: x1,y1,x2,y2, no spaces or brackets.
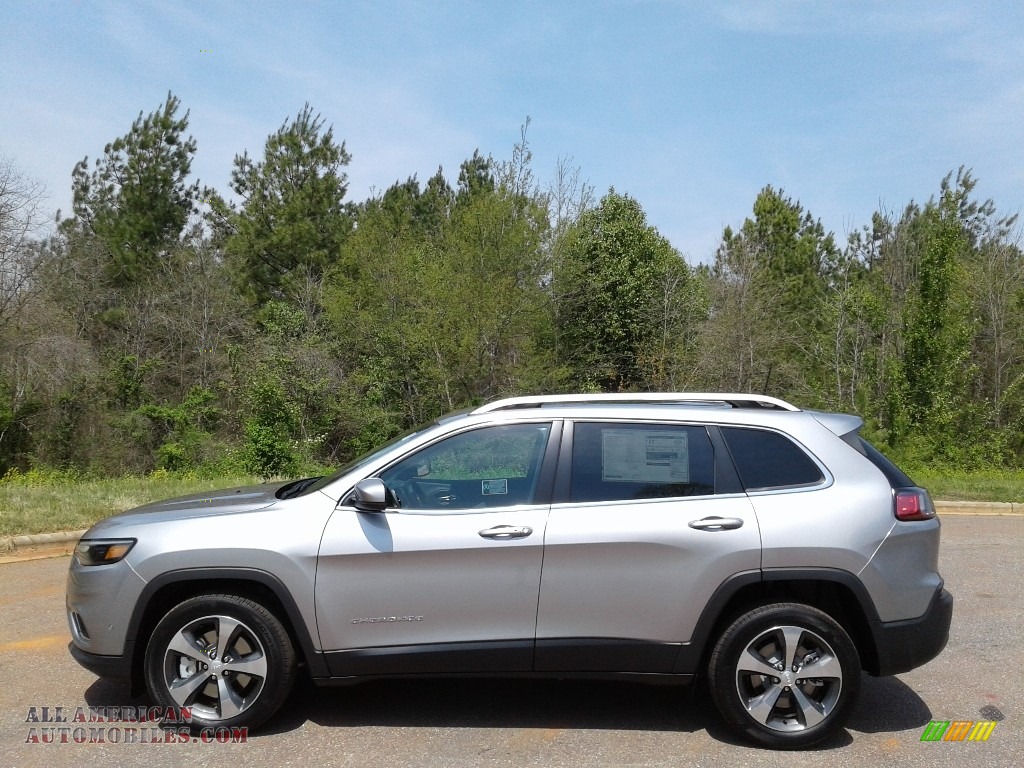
894,487,936,521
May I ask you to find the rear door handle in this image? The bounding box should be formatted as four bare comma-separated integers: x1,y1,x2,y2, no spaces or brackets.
478,525,533,540
688,516,744,531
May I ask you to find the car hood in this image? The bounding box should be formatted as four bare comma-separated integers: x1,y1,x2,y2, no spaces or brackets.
82,482,287,535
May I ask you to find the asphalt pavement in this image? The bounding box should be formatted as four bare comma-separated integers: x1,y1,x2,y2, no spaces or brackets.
0,515,1020,767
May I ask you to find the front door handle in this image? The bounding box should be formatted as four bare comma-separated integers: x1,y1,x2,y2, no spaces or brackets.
688,516,744,531
478,525,533,540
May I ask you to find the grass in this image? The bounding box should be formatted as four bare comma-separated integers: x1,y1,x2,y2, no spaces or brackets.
909,468,1024,503
0,473,257,538
1,467,1023,539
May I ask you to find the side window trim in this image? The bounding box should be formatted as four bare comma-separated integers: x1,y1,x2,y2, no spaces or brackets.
532,419,563,506
552,418,574,504
707,425,743,495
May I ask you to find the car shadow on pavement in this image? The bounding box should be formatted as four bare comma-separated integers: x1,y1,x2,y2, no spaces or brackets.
845,674,934,733
82,677,152,710
79,670,932,750
266,676,713,735
261,671,932,749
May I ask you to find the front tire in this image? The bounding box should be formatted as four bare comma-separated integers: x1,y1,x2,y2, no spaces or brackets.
144,593,296,732
708,603,860,749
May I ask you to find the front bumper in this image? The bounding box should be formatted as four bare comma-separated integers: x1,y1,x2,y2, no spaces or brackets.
68,640,134,681
870,585,953,676
66,553,147,656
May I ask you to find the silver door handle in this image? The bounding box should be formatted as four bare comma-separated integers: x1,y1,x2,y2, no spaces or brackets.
478,525,533,540
688,516,744,531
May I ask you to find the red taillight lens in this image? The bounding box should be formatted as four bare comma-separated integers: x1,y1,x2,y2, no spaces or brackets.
895,488,935,521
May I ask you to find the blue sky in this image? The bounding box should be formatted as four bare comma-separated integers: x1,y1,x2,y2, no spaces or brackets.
1,0,1022,262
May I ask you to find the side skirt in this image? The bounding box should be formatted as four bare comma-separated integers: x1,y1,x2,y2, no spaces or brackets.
312,670,695,687
325,639,533,677
322,638,686,679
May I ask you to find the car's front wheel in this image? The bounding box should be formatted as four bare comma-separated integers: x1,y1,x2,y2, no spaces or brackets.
144,593,296,732
708,603,860,749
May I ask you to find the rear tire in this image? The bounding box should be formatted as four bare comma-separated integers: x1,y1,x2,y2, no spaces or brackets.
708,603,860,748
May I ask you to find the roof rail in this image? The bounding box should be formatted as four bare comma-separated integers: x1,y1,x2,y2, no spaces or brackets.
472,393,800,414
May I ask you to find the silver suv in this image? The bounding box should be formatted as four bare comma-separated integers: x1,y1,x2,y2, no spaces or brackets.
66,393,952,748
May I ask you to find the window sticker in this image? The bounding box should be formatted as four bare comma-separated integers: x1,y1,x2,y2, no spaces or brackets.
602,429,690,483
481,479,508,495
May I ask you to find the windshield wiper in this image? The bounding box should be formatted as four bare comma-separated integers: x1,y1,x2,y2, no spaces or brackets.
277,477,323,500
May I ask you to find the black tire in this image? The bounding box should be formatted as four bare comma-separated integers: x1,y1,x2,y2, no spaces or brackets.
144,593,296,732
708,603,860,749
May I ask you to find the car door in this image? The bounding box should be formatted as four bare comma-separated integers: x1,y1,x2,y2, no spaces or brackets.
316,421,559,676
535,420,761,673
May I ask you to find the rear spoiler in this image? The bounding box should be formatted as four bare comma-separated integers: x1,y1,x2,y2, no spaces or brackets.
810,411,864,440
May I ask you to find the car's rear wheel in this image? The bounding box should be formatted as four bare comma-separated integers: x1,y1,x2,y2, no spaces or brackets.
708,603,860,748
144,593,295,732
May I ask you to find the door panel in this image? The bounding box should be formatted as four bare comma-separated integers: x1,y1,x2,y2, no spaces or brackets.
316,504,549,673
535,421,761,672
535,495,759,670
315,421,556,676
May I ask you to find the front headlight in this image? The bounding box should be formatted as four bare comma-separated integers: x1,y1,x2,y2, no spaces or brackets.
74,539,136,566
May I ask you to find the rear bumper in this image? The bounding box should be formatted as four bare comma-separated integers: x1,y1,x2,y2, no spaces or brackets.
869,586,953,676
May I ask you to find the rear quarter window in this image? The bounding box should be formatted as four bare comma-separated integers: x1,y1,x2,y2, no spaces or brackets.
721,427,824,491
859,437,915,488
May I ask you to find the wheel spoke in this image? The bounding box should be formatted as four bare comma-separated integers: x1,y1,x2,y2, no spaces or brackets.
801,653,842,680
745,682,784,725
215,616,243,660
737,647,782,679
780,626,804,671
168,670,209,707
166,629,209,665
216,675,245,719
792,685,828,727
223,653,267,679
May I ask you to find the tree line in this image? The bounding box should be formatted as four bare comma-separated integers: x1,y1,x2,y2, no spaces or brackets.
2,93,1022,478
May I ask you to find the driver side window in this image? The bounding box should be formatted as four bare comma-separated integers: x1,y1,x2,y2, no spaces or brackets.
379,423,552,510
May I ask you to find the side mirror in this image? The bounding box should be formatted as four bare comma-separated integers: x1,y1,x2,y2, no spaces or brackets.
350,478,389,512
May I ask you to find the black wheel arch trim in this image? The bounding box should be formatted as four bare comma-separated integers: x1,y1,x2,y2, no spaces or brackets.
124,567,329,680
673,567,885,675
673,570,760,674
760,567,882,622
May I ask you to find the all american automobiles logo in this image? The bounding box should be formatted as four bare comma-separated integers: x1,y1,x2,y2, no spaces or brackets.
920,720,997,742
23,706,247,745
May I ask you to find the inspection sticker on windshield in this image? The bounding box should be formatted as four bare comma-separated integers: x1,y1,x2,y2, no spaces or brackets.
482,479,508,495
602,429,690,483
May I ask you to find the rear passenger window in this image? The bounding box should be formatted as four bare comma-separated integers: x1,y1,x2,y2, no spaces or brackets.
721,427,824,490
570,423,715,502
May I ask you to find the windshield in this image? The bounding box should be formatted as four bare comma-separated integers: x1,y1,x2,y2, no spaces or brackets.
296,420,440,498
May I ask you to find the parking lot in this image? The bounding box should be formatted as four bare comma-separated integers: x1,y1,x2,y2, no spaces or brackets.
0,515,1019,767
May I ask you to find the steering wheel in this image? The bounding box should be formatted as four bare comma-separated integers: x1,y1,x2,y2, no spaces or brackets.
393,479,426,509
